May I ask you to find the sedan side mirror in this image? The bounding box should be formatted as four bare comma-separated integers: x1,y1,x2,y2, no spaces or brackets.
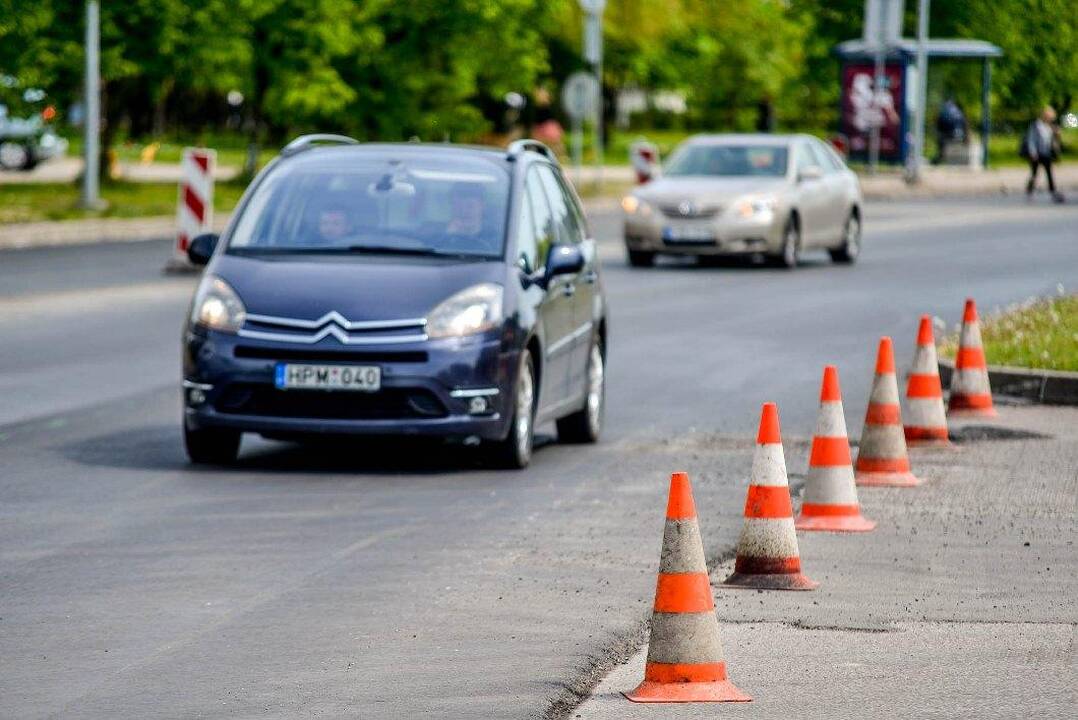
543,244,585,283
187,233,219,266
798,165,823,183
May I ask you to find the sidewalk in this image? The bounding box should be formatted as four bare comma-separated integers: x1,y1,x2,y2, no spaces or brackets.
569,405,1078,719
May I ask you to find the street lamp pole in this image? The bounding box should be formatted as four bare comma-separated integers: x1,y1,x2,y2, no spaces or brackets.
910,0,930,183
80,0,101,209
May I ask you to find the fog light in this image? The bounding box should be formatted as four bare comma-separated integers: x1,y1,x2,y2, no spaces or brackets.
468,396,489,414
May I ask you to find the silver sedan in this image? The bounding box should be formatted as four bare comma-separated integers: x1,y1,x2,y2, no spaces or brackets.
622,134,863,268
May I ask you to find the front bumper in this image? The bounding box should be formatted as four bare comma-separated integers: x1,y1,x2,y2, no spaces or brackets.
183,327,516,441
623,209,784,255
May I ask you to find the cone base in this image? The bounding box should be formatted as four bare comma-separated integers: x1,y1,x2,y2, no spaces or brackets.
907,438,958,450
624,680,752,703
795,513,877,533
947,407,998,419
856,470,921,487
722,570,818,591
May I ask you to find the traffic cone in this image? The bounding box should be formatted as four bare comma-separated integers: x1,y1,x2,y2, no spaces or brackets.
948,298,997,418
856,337,922,487
624,472,751,703
795,366,877,533
904,315,951,445
723,403,818,590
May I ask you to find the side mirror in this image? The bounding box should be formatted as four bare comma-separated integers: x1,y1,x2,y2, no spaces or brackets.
187,233,219,266
798,165,823,183
543,244,585,283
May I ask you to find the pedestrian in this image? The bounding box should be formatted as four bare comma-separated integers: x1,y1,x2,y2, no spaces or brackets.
934,98,967,164
1021,106,1065,203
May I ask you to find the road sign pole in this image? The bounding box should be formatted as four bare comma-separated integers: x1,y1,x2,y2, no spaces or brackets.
80,0,101,209
910,0,930,183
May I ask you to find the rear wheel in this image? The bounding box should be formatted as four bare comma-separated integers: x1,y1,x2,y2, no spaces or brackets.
491,352,536,469
773,217,801,269
556,338,605,444
829,211,861,264
184,421,241,465
626,248,655,267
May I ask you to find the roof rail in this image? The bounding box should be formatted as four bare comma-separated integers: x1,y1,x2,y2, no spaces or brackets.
506,139,558,163
280,133,360,157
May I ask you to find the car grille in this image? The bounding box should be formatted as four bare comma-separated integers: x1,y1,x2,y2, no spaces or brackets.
234,346,428,363
659,204,720,219
214,384,448,420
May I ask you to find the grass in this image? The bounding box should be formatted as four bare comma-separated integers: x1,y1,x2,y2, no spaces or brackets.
0,181,246,224
939,294,1078,372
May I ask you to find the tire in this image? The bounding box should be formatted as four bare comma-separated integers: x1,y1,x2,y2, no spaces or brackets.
0,142,30,171
491,351,536,469
627,248,655,267
184,421,241,465
829,211,861,264
556,337,605,444
772,216,801,269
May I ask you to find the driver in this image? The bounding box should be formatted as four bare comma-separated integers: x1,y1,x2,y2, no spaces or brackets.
446,183,486,239
315,203,353,245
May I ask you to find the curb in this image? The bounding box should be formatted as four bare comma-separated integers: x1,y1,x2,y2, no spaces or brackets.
938,358,1078,406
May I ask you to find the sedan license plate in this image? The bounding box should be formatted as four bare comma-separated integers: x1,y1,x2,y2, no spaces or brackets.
662,225,716,245
275,364,381,392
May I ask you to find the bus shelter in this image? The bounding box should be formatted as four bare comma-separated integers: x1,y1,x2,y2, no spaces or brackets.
833,39,1003,166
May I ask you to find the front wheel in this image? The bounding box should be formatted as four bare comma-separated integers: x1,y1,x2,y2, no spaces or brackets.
556,338,605,444
772,217,801,269
626,248,655,267
184,421,241,465
829,212,861,264
490,352,536,469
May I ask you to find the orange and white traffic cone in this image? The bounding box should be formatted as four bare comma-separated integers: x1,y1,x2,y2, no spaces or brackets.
795,366,877,533
904,315,951,446
948,298,997,418
624,472,751,703
856,337,922,487
723,403,818,591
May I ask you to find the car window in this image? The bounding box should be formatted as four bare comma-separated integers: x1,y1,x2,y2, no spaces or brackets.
795,142,821,174
524,167,556,269
227,154,509,258
515,189,538,273
535,163,580,245
664,144,788,177
553,168,589,242
815,139,846,172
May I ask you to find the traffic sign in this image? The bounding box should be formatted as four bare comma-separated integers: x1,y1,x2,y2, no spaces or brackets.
561,72,598,121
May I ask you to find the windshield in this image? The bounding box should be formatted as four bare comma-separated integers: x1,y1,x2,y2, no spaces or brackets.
664,144,788,178
227,154,509,258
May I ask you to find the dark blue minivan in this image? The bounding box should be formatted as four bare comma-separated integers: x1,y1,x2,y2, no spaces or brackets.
182,136,607,468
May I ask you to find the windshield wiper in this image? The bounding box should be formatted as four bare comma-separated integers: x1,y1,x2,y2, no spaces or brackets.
346,244,442,256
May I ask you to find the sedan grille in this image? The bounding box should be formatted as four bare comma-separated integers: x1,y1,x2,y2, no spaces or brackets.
659,203,720,219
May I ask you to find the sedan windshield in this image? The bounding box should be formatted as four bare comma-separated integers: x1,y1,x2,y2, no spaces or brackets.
228,154,509,258
664,144,788,178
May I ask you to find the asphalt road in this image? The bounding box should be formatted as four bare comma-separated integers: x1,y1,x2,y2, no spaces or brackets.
1,197,1076,718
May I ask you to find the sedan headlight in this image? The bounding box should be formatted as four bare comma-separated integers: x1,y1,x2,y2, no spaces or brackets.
190,275,247,333
733,195,777,219
621,195,652,217
426,283,503,339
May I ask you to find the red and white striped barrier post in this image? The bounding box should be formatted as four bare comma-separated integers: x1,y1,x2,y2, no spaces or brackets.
166,147,216,272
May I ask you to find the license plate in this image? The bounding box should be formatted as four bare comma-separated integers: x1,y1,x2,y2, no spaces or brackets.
662,226,716,244
274,363,381,392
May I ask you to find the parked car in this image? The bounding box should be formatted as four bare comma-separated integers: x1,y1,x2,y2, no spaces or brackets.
621,134,863,268
0,106,66,170
182,136,607,468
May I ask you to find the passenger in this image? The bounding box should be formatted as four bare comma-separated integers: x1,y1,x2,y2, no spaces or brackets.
315,204,353,244
446,183,486,238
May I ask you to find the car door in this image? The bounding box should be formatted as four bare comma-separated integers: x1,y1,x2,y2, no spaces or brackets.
793,140,829,247
535,163,592,405
809,138,848,242
522,166,574,412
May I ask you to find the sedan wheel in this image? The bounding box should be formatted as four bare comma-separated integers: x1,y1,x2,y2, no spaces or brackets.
830,212,861,264
775,218,801,269
0,142,30,171
556,338,604,444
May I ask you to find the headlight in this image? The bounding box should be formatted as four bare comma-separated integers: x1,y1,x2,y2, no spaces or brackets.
426,283,503,339
190,275,246,333
733,195,777,219
621,195,652,217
